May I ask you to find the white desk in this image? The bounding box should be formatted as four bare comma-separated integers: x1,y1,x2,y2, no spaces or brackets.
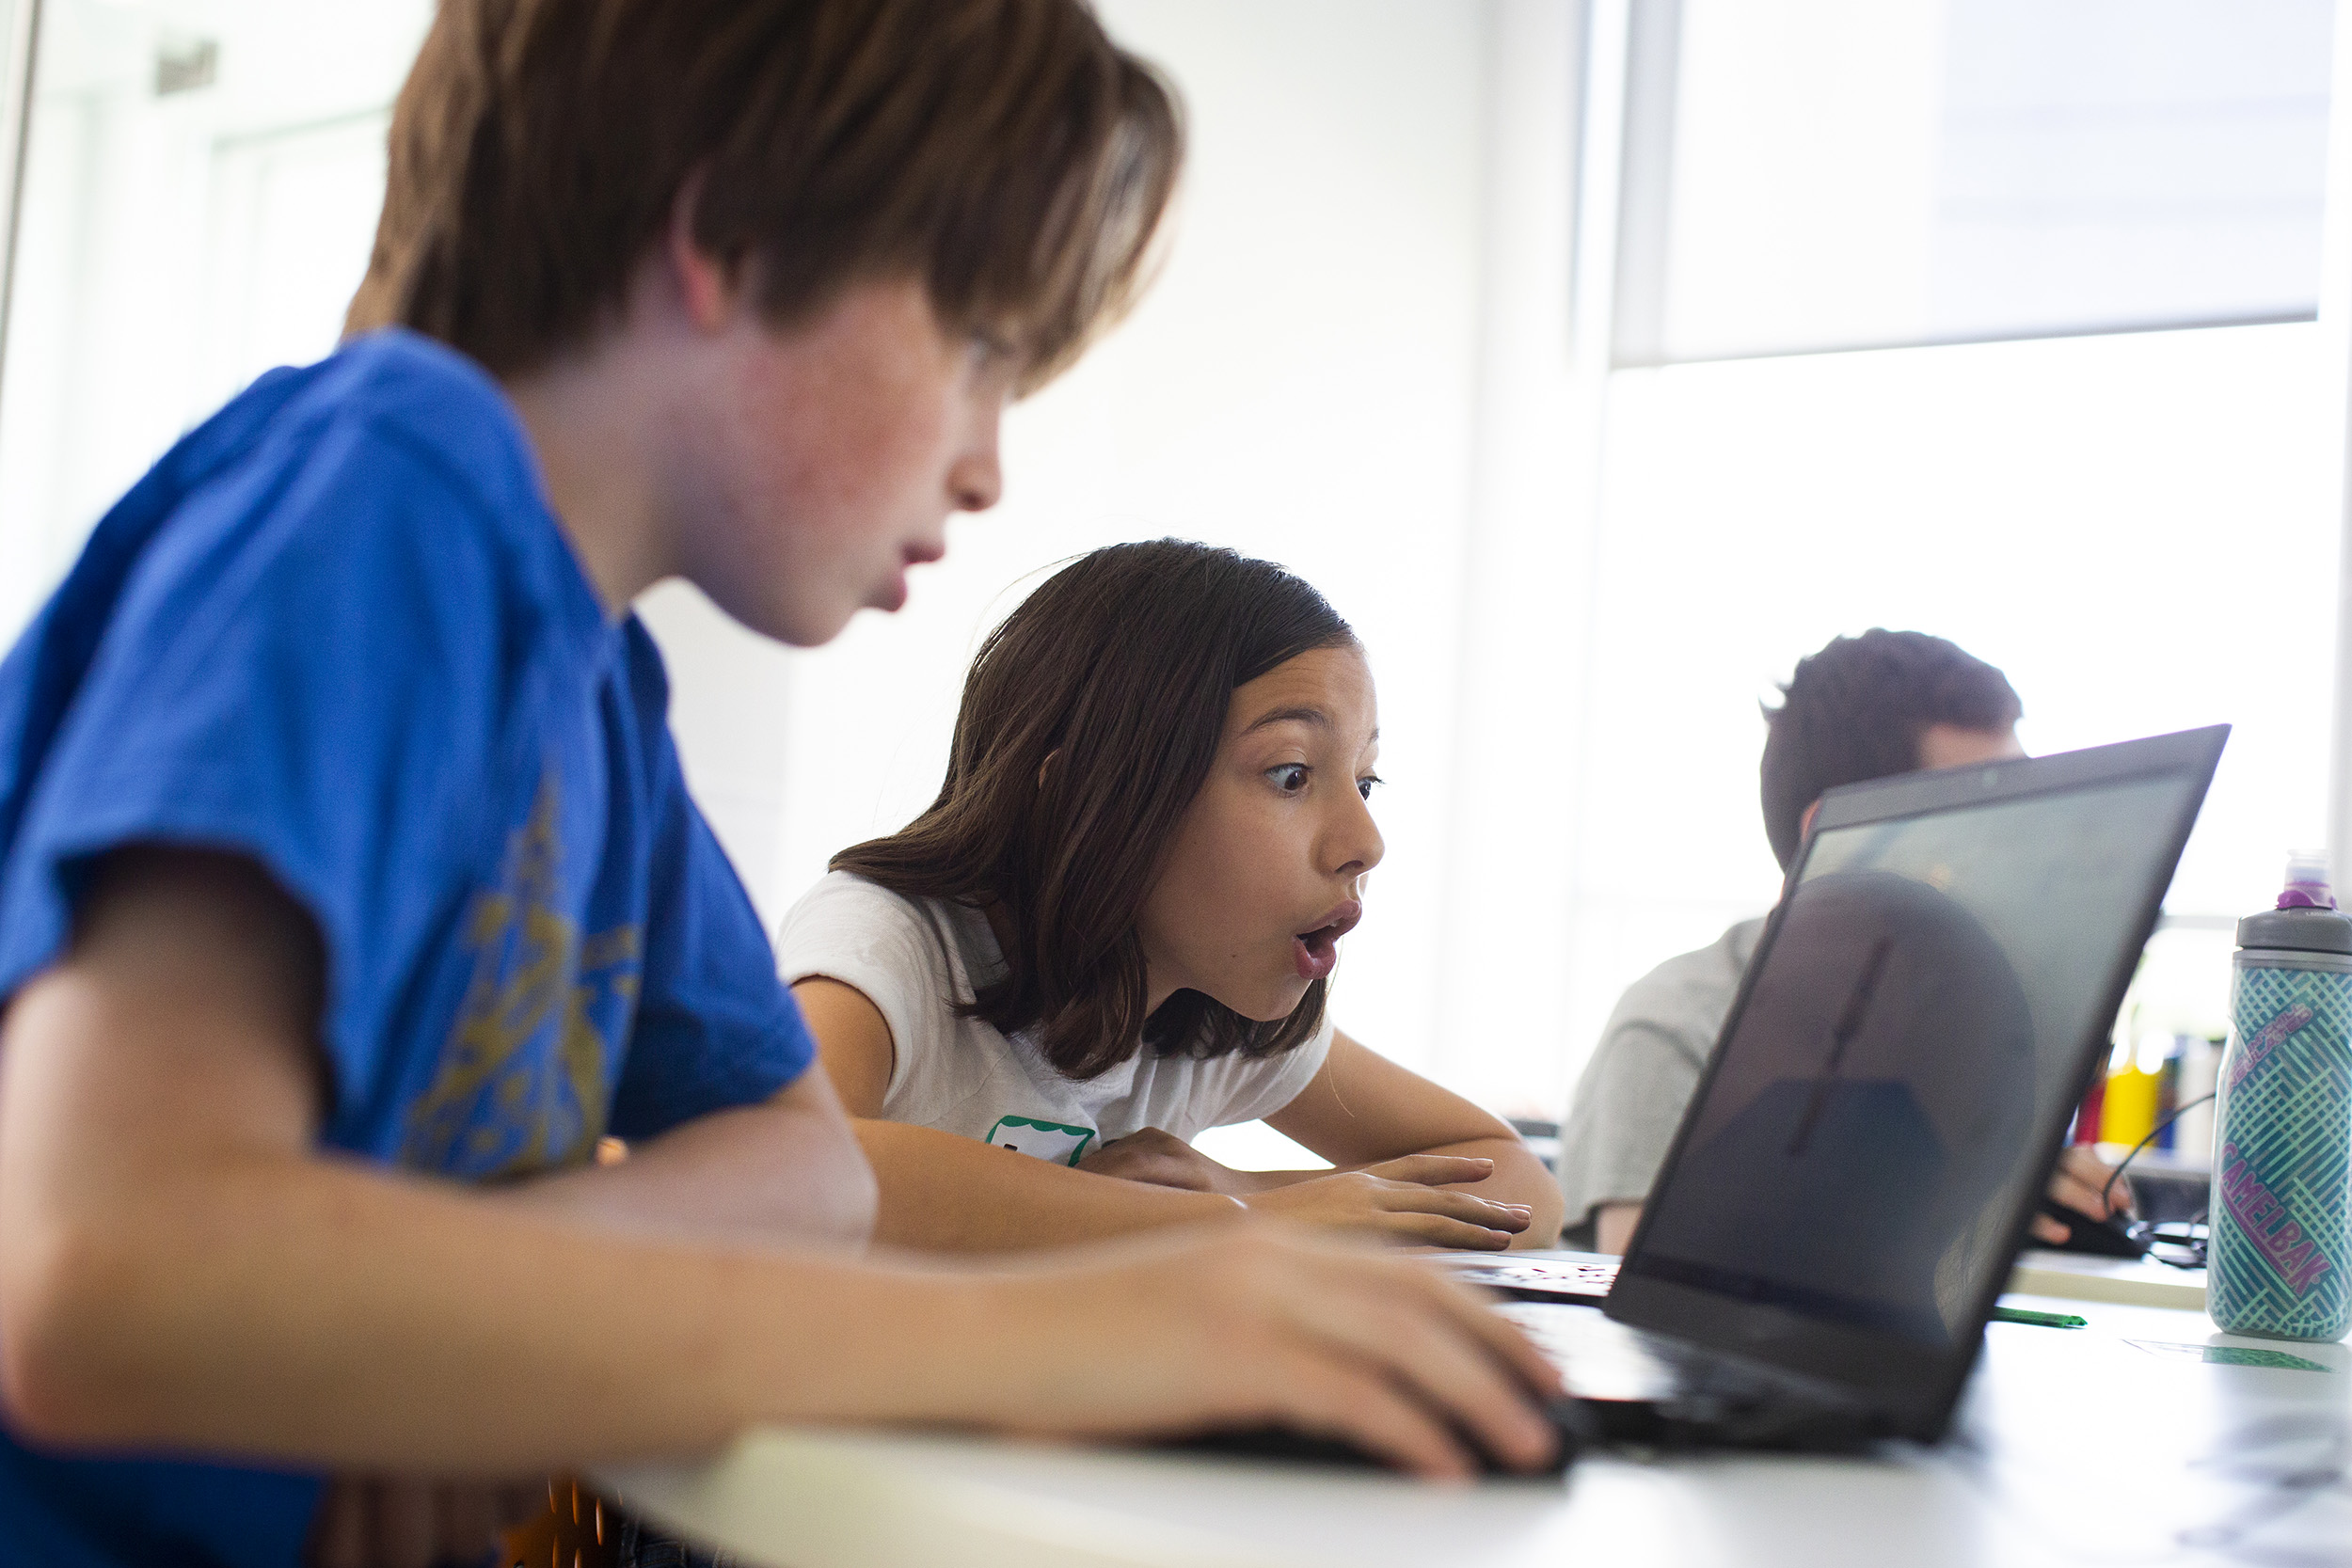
602,1286,2351,1568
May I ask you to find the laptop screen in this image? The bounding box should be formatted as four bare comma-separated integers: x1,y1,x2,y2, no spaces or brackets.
1629,767,2207,1349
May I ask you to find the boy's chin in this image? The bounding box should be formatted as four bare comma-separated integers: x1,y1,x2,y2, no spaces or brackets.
866,570,910,615
759,609,857,648
690,576,860,647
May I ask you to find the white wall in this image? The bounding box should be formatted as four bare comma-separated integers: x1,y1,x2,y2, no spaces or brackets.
0,0,427,637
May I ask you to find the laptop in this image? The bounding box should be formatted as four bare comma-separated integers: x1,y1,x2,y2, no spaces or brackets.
1453,724,2227,1449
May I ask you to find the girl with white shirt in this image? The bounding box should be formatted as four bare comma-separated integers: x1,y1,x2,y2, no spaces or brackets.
778,540,1565,1252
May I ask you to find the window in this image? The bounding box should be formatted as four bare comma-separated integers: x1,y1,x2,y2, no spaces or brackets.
1630,0,2333,363
1543,0,2342,1127
0,0,426,639
1565,321,2332,1080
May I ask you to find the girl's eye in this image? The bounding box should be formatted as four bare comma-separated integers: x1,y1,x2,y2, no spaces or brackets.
1358,774,1383,800
1267,764,1310,794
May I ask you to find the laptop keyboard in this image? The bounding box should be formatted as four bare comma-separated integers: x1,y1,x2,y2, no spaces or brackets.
1498,1302,1678,1402
1438,1253,1620,1302
1499,1302,1883,1450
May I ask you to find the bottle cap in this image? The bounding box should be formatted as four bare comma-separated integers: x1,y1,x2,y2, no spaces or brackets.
2280,849,2337,910
2242,852,2352,953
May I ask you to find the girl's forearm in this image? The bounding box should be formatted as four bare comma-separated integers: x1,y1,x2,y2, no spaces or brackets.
853,1119,1243,1250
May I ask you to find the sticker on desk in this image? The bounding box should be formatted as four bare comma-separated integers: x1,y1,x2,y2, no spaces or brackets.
2128,1339,2335,1372
985,1115,1095,1165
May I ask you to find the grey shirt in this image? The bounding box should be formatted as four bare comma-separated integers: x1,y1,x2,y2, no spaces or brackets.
1556,915,1768,1244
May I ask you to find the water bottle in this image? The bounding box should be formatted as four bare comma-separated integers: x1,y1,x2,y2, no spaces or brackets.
2209,852,2352,1340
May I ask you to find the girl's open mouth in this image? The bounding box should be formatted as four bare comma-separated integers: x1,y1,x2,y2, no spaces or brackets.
1292,902,1362,981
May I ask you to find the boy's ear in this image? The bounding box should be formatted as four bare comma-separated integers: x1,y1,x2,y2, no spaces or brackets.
663,171,737,333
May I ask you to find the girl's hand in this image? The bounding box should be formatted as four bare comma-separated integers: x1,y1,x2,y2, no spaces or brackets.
1077,1127,1251,1193
972,1224,1564,1479
1239,1159,1532,1248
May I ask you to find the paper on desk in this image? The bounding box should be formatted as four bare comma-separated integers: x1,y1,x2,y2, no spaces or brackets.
2129,1339,2336,1372
2006,1249,2206,1311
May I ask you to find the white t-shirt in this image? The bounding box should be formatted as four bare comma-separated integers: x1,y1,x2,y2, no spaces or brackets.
775,871,1334,1164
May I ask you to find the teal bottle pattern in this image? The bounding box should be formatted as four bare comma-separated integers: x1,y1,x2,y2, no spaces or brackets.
2209,857,2352,1342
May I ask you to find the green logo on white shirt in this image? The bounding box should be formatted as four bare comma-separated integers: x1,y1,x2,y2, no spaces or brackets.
985,1115,1096,1165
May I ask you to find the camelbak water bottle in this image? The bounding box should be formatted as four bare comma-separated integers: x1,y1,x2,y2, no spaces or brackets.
2209,852,2352,1340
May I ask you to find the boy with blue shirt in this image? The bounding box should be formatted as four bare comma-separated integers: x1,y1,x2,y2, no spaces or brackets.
0,2,1564,1561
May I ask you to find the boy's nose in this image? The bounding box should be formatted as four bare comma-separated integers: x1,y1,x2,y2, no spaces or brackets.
951,452,1001,512
950,410,1004,512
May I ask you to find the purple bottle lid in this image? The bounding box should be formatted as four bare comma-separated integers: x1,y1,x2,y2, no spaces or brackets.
2241,852,2352,954
2280,849,2338,911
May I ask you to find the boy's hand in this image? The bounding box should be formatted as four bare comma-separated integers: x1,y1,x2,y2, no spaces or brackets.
1238,1160,1531,1249
2032,1145,2134,1245
969,1225,1562,1480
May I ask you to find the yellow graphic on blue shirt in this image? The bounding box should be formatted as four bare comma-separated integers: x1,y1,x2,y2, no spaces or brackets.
402,772,643,1179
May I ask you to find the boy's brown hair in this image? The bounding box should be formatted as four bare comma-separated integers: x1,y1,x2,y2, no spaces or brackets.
346,0,1182,388
1759,629,2023,870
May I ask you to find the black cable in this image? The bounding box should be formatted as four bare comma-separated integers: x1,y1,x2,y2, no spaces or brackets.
2097,1090,2217,1213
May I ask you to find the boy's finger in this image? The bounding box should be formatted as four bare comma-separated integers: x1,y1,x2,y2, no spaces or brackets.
1390,1262,1565,1398
2054,1148,2134,1215
2046,1170,2108,1220
1290,1291,1557,1471
1263,1354,1476,1480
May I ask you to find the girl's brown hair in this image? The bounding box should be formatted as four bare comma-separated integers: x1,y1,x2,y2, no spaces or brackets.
834,541,1356,1080
347,0,1182,387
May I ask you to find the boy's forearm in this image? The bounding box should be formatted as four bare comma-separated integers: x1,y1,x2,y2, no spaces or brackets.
501,1072,877,1249
4,1138,997,1470
854,1119,1243,1251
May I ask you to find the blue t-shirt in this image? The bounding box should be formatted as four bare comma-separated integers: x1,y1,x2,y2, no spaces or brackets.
0,331,816,1567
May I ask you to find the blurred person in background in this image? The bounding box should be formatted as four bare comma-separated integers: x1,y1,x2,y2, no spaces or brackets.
1555,628,2128,1255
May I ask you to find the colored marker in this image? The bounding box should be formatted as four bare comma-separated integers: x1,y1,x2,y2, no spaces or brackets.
1992,1307,2087,1329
